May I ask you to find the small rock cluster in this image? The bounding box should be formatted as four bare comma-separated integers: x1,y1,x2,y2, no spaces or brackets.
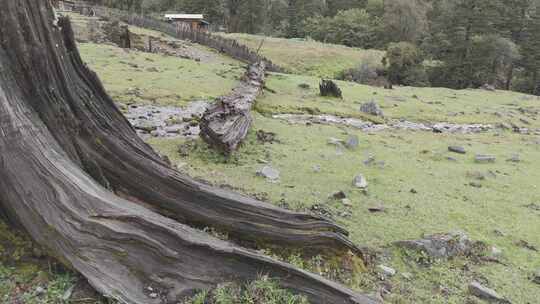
124,101,209,139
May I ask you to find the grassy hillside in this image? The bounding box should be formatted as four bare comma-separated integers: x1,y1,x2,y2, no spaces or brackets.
259,73,540,128
2,16,540,304
79,43,244,106
219,33,385,78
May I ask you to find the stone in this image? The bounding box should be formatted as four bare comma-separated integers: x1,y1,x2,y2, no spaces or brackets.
164,125,183,134
345,134,359,150
134,122,158,133
533,269,540,284
368,206,385,213
395,231,473,259
331,191,347,200
352,174,368,189
448,146,466,154
469,182,483,188
363,155,376,166
328,137,344,146
256,166,280,181
342,198,353,207
149,292,159,299
360,101,384,117
490,246,503,257
468,281,510,303
475,154,496,164
378,265,396,277
506,154,520,163
481,84,496,91
312,165,321,172
35,286,45,295
467,171,486,180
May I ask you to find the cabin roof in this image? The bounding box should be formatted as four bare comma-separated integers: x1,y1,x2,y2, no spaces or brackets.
164,14,204,20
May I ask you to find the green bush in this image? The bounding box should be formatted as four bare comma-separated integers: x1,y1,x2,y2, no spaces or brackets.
384,41,428,86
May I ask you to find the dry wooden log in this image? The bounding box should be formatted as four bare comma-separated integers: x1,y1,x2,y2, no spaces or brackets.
0,1,379,304
200,61,266,153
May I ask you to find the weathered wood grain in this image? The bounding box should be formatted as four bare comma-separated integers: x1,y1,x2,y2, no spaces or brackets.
0,1,379,303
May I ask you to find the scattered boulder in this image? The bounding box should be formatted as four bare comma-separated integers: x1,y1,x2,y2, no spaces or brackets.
328,137,344,146
256,166,280,181
481,84,496,91
475,154,496,164
368,206,386,213
298,83,310,89
378,265,396,277
352,174,368,189
35,286,46,295
342,198,353,207
345,134,359,150
490,246,503,258
468,281,510,303
256,130,277,144
448,146,466,154
533,269,540,284
394,231,473,259
466,171,486,180
469,181,483,188
360,101,384,117
331,191,347,200
506,154,520,163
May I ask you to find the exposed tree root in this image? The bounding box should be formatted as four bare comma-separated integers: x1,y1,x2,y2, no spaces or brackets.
0,1,379,303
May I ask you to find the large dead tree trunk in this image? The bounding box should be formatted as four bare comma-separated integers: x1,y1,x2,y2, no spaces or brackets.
200,61,265,153
0,1,378,304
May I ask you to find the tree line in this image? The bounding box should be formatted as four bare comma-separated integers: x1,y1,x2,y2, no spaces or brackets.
85,0,540,95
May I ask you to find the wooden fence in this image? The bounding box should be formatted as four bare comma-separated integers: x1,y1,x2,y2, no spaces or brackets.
82,5,283,72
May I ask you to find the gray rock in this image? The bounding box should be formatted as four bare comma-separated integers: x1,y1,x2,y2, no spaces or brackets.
331,191,347,199
328,137,344,146
475,154,496,164
469,181,483,188
149,292,159,299
342,198,353,207
35,286,45,295
490,246,503,257
506,154,520,163
134,122,159,133
352,174,368,189
533,269,540,284
360,101,384,117
164,125,183,133
468,281,510,303
312,164,321,172
345,134,359,149
395,231,473,259
257,166,280,181
378,265,396,277
448,146,466,154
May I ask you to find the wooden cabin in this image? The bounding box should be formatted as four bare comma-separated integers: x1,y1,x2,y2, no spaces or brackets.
164,14,209,32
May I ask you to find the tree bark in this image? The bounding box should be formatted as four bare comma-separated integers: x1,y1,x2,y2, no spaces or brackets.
0,1,378,304
200,61,265,153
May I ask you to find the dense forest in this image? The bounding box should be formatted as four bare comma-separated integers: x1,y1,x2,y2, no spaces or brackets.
85,0,540,95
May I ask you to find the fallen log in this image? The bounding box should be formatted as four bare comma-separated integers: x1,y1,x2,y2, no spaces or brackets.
200,61,266,153
0,1,378,304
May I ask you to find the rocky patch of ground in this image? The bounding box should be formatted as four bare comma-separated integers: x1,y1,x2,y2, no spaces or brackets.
272,113,540,135
124,101,209,139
